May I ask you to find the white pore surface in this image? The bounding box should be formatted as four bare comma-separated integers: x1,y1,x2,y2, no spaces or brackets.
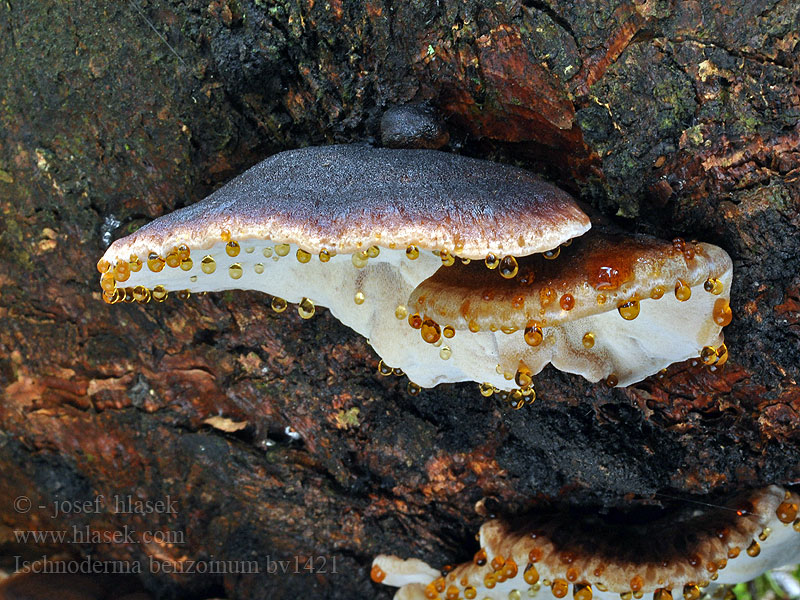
110,239,733,390
110,241,515,389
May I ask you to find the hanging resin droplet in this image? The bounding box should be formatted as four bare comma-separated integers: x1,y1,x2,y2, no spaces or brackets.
152,285,168,302
408,313,423,329
254,263,264,274
485,253,500,270
704,277,724,295
147,252,165,272
298,297,315,319
367,245,380,258
421,319,441,344
499,256,518,279
479,383,494,397
524,320,543,347
675,279,691,301
180,257,193,271
319,248,331,262
354,291,366,305
296,248,311,263
543,247,560,260
406,245,419,260
352,251,368,268
271,297,287,313
617,300,640,320
582,332,595,348
274,243,290,257
700,346,718,365
439,346,452,360
407,382,421,396
201,256,216,274
226,241,240,257
395,305,408,320
229,263,243,279
713,299,732,326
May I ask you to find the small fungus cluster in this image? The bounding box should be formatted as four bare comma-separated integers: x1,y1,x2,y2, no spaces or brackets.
97,144,732,392
372,486,800,600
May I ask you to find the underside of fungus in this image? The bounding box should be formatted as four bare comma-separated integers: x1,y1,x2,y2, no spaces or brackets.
372,486,800,600
97,144,732,391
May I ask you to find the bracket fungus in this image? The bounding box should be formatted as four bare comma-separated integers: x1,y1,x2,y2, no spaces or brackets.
97,144,732,391
372,486,800,600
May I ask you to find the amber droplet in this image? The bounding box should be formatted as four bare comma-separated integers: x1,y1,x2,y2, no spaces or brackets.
540,287,556,307
552,579,569,599
515,368,533,389
582,332,595,348
746,540,760,557
97,258,111,274
165,248,181,268
395,305,408,320
408,313,423,329
728,547,740,559
319,249,331,262
254,263,264,274
223,241,240,257
654,590,672,600
503,558,518,579
439,346,452,360
776,501,799,523
524,320,543,347
229,263,243,279
713,299,732,326
594,265,623,290
296,248,311,263
406,245,419,260
274,243,290,257
128,255,142,272
758,527,771,541
491,555,505,571
378,360,393,376
499,256,519,279
152,285,168,302
630,576,644,593
618,300,640,320
559,293,575,311
479,383,494,397
147,252,165,272
177,257,192,271
407,382,421,396
177,290,190,301
298,297,315,319
605,373,619,387
271,297,287,313
483,571,497,589
443,325,455,338
704,278,723,295
354,291,365,305
485,253,500,269
201,256,216,274
650,286,665,300
675,280,691,301
574,584,593,600
421,319,441,344
523,564,539,585
132,286,150,303
715,344,729,366
683,584,701,600
528,547,542,563
699,346,717,365
100,271,116,293
597,294,606,305
370,564,386,583
468,320,480,333
474,548,487,566
352,251,368,268
263,247,273,258
367,245,380,259
114,260,130,282
440,250,455,266
463,585,477,600
543,247,560,260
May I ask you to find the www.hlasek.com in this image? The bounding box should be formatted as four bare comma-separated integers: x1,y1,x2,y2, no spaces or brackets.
14,524,185,546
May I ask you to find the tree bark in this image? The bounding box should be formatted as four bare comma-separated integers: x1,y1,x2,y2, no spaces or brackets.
0,1,798,598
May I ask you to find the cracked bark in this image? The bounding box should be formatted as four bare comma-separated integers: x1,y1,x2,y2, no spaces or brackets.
0,1,798,598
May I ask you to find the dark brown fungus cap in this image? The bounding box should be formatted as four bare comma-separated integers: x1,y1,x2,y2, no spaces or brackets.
105,144,590,262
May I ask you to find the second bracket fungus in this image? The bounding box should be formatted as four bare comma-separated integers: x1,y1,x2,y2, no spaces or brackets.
372,486,800,600
97,144,732,391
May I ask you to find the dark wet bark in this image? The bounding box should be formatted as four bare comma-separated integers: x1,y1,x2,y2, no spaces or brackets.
0,1,798,598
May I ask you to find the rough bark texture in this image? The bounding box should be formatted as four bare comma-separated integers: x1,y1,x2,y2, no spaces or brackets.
0,1,798,598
